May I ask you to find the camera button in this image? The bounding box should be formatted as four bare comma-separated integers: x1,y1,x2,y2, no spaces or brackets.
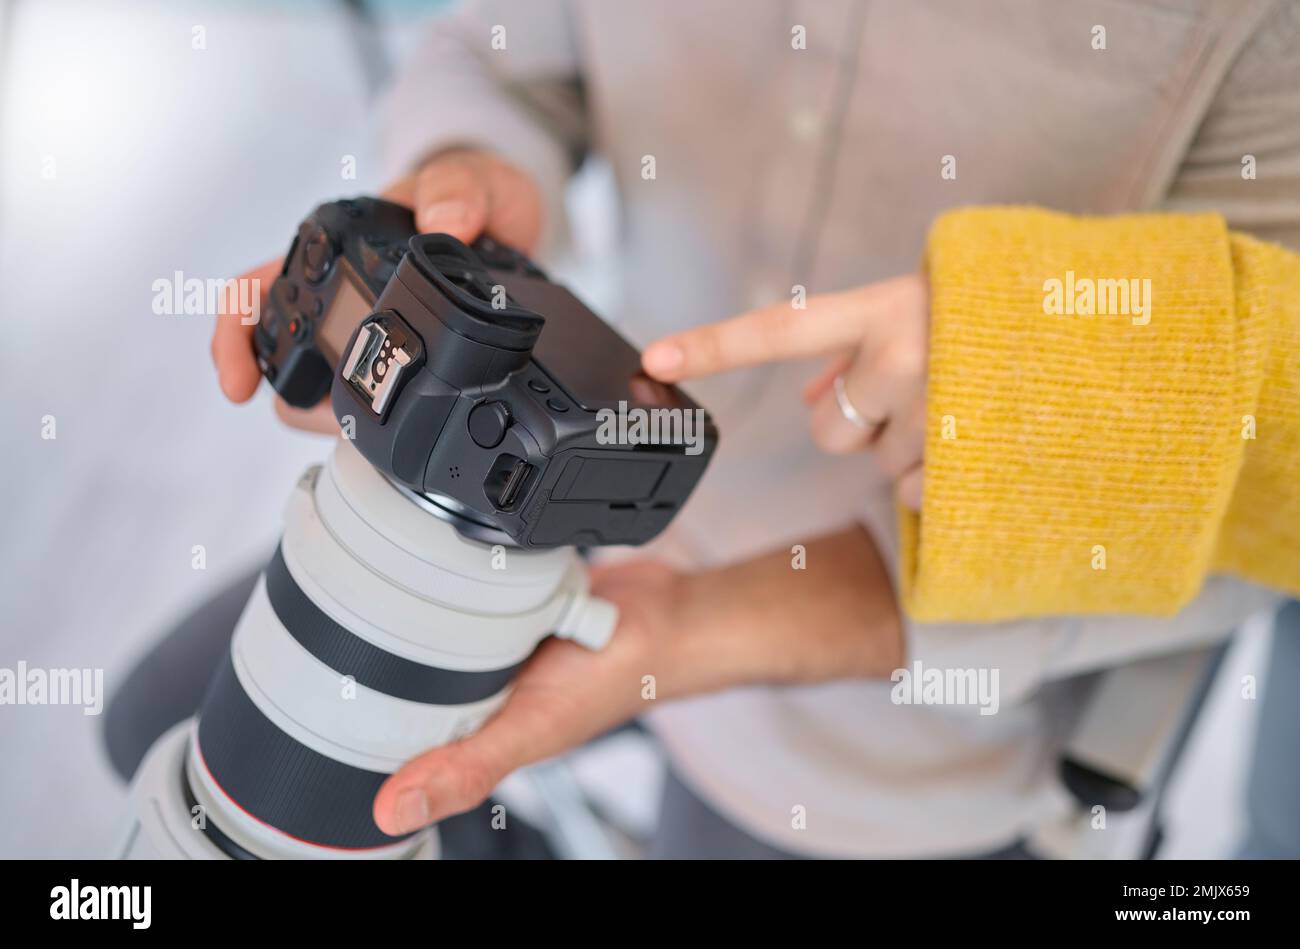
546,398,569,414
302,226,334,283
468,401,512,449
527,379,551,394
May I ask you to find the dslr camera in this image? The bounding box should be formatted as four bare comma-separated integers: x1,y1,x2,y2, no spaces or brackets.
257,196,716,549
123,197,716,859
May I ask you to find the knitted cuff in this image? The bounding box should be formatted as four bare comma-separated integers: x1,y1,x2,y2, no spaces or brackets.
901,207,1256,621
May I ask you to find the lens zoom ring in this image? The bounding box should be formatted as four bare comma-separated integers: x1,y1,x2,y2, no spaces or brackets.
196,652,405,851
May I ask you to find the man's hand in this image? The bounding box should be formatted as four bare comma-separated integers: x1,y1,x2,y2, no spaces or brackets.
641,274,930,508
209,149,543,433
372,560,685,835
371,526,903,836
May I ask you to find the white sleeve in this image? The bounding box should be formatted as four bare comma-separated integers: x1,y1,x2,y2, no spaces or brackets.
857,483,1282,708
905,580,1280,708
378,0,586,254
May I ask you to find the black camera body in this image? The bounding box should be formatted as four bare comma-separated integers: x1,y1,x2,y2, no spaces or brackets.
253,196,716,549
255,197,416,408
333,231,718,549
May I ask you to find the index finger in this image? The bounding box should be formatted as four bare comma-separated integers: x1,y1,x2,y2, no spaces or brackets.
641,286,882,382
210,257,283,403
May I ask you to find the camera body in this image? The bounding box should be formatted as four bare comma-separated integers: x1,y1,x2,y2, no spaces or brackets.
334,232,718,549
255,197,416,407
253,195,717,550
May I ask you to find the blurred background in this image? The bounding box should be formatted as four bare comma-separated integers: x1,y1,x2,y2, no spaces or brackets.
0,0,1273,858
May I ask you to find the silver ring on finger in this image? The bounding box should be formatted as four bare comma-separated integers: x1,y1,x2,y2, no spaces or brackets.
833,374,885,438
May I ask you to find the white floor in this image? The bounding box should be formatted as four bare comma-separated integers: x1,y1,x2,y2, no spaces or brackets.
0,0,1274,859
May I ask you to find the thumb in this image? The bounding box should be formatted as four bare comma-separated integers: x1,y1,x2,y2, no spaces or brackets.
372,717,521,836
411,152,492,244
410,150,543,253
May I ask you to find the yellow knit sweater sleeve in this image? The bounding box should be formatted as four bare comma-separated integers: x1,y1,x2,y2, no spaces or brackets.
900,207,1300,622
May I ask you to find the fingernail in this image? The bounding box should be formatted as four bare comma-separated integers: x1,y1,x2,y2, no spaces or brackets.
392,788,431,834
418,200,468,233
644,343,684,376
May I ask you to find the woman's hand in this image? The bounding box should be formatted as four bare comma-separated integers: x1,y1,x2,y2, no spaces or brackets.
641,274,930,509
371,525,902,835
209,149,543,433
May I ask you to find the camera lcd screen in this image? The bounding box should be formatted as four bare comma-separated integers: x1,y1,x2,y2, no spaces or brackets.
319,275,373,365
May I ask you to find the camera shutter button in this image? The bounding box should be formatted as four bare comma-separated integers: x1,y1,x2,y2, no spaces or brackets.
468,401,512,449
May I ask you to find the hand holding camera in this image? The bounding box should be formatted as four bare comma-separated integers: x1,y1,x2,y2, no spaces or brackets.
210,148,542,434
128,150,720,857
